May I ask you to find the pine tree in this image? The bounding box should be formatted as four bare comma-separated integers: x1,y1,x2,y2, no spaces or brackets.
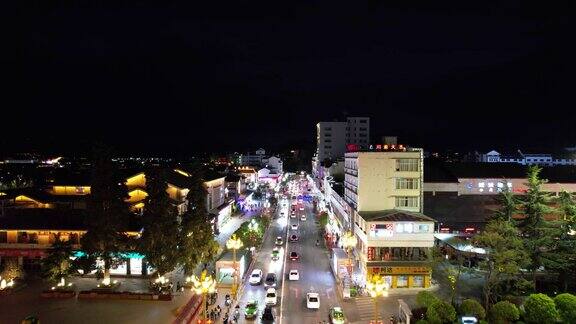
493,184,518,222
81,144,131,283
139,168,180,277
178,167,219,273
517,165,556,287
474,219,528,310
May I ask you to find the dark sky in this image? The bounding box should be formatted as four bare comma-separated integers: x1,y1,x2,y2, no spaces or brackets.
8,1,576,155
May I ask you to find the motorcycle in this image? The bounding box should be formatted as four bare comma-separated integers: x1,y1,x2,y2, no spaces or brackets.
224,294,232,307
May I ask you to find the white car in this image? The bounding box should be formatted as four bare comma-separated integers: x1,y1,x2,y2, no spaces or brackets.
291,223,298,231
299,206,304,211
265,288,277,305
306,292,320,309
300,214,307,221
249,269,263,285
289,269,299,281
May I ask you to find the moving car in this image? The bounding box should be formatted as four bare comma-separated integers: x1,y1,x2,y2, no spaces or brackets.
265,288,277,305
291,211,296,217
275,236,283,246
291,223,298,231
290,251,299,261
249,269,263,285
244,300,259,319
299,206,305,211
271,247,280,261
261,306,275,322
264,273,277,288
289,234,299,242
306,293,320,309
329,307,346,324
300,214,307,221
289,269,299,281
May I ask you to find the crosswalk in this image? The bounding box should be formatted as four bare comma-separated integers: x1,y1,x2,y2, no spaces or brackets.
355,297,381,322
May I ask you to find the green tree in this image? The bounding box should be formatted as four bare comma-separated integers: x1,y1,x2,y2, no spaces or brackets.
517,165,556,286
426,300,456,324
41,235,74,282
81,144,131,282
459,299,486,320
179,167,219,273
551,191,576,291
139,168,180,277
474,219,528,310
416,290,439,308
523,293,559,324
554,293,576,324
489,301,519,324
493,184,518,222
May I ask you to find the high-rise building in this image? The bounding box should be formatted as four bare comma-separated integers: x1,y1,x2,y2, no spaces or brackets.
345,117,370,149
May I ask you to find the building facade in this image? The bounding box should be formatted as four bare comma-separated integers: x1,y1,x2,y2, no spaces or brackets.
342,146,434,288
345,117,370,149
481,150,576,166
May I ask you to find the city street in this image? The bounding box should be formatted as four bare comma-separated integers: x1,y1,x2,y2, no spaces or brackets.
235,180,339,324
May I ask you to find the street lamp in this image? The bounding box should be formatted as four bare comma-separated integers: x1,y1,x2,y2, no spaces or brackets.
190,269,217,323
341,231,357,280
226,234,243,299
366,274,389,324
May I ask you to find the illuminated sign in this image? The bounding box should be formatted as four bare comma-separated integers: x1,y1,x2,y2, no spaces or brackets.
346,143,408,153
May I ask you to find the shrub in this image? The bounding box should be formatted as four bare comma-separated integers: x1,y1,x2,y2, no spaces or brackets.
426,301,456,324
554,293,576,324
460,299,486,319
417,290,439,308
415,320,429,324
489,301,520,324
523,293,559,324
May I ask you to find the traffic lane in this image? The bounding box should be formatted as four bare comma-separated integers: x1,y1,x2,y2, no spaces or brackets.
237,206,288,323
281,201,338,324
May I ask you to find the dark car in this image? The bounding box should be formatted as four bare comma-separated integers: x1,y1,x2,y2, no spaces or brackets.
290,234,298,242
290,251,299,261
261,306,275,322
264,273,277,288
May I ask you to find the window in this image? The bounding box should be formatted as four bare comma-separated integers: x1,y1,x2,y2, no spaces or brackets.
359,120,367,123
325,127,332,131
325,133,332,137
396,159,419,172
359,127,367,131
397,275,408,287
325,139,332,143
325,145,332,149
395,196,419,208
396,178,419,189
416,224,429,233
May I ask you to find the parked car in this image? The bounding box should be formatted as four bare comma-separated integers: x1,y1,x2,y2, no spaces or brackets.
249,269,263,285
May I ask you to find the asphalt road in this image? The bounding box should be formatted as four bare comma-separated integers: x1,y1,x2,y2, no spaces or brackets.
236,181,338,324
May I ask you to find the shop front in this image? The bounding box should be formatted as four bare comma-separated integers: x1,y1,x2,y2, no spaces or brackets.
367,265,431,288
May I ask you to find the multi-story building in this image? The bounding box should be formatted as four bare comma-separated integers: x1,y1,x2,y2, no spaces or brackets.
342,145,435,288
239,148,266,166
312,117,370,182
481,150,576,166
345,117,370,149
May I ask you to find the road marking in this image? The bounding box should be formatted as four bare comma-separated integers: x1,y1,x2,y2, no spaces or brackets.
279,198,291,324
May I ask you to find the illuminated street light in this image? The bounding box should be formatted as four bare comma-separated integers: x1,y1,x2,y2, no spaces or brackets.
226,234,243,299
190,269,217,323
366,274,389,323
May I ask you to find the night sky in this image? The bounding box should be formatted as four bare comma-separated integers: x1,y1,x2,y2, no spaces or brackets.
8,1,576,155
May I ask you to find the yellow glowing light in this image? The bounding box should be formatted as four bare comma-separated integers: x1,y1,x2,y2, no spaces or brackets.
174,169,191,177
226,234,243,250
366,275,388,298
